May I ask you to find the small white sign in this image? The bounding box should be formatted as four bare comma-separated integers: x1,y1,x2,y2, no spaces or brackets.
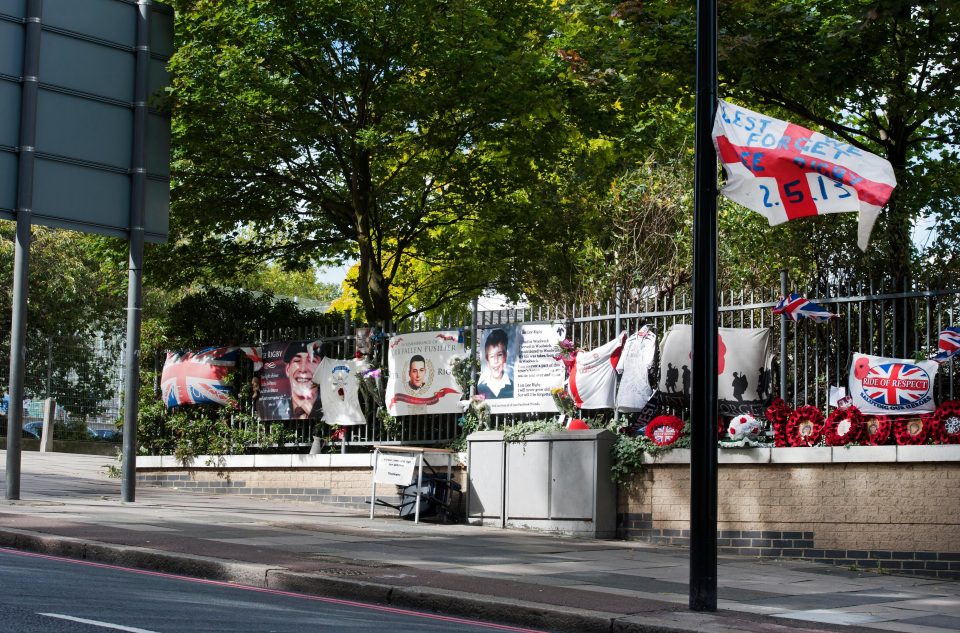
374,453,418,485
828,386,846,407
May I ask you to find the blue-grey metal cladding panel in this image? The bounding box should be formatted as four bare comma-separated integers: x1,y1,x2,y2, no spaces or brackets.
0,19,24,77
0,79,21,147
0,0,24,19
147,57,170,102
145,112,169,177
36,89,132,169
151,5,174,58
39,30,134,103
145,177,169,242
33,157,129,229
43,0,136,48
0,149,16,211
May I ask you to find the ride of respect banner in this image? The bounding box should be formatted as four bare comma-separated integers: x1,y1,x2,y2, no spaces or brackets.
477,323,565,415
848,353,938,415
386,331,467,416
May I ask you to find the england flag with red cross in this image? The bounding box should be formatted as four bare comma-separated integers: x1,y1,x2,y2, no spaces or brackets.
713,100,897,251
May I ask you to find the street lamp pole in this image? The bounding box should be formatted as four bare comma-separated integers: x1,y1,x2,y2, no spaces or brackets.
690,0,719,612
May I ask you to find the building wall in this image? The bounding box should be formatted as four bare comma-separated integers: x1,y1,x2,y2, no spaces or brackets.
137,454,466,514
616,450,960,579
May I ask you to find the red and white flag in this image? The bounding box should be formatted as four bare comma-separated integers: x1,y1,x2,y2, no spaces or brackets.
712,100,897,250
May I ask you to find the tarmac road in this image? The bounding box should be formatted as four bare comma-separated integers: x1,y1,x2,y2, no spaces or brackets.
0,548,549,633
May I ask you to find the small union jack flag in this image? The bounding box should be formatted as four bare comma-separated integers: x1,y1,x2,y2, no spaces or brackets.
161,346,240,409
932,327,960,362
772,293,838,323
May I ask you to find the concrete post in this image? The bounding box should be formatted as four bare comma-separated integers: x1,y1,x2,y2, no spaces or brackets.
40,398,55,453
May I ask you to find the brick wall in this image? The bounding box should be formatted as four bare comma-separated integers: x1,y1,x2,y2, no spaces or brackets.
617,461,960,579
138,465,466,516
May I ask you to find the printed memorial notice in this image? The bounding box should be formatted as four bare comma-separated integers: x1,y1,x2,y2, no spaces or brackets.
478,323,566,415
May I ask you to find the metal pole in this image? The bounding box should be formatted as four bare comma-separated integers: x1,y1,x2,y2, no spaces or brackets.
780,270,788,399
689,0,718,612
470,298,478,396
6,0,43,501
121,0,152,502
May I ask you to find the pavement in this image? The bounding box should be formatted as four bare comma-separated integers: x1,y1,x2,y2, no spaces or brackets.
0,451,958,633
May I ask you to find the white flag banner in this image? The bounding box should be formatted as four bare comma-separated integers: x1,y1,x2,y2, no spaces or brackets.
712,100,897,251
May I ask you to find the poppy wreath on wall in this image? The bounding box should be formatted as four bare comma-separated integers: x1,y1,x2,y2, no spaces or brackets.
862,415,892,445
645,415,685,447
823,406,865,446
933,400,960,444
786,405,824,447
766,397,793,447
893,415,932,445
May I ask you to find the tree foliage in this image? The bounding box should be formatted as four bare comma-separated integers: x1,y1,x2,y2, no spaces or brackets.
161,0,960,319
719,0,960,286
0,224,126,414
166,0,577,324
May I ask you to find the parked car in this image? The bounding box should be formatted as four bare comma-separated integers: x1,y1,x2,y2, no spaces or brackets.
89,428,121,442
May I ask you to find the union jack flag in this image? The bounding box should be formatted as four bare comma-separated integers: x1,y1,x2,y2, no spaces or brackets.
862,362,931,407
161,347,240,409
932,327,960,362
772,293,838,323
237,346,263,371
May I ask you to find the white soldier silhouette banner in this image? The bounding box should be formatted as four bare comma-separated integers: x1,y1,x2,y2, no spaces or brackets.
658,325,774,414
386,331,466,416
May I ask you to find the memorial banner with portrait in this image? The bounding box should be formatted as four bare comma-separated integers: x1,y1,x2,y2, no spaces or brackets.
256,339,324,421
386,331,467,416
478,323,566,415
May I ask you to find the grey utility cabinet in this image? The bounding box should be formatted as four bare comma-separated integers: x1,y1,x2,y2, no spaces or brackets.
466,429,617,538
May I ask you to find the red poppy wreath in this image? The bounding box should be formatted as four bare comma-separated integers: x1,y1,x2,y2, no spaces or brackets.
933,400,960,444
645,415,685,447
823,406,865,446
862,415,892,446
766,397,793,447
893,415,931,445
786,405,824,447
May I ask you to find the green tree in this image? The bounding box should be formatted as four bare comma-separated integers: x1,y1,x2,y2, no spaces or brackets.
0,225,126,415
556,1,959,297
166,0,576,324
720,0,960,286
233,262,340,304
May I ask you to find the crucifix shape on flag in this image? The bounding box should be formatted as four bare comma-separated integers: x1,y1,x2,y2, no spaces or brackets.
712,100,897,250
